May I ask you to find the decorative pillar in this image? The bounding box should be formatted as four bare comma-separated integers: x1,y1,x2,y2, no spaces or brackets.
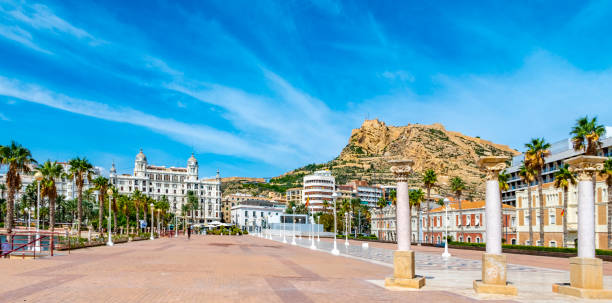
553,155,612,299
385,159,425,289
473,156,517,295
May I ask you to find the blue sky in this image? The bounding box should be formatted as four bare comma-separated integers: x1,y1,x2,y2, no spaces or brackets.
0,0,611,178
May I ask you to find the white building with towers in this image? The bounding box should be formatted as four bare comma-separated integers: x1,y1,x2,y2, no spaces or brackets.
109,149,222,223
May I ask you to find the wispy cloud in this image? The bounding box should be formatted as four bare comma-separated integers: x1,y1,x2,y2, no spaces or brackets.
0,112,9,121
0,24,51,54
0,76,288,163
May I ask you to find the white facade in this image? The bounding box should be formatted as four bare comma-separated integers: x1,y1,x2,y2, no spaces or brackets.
302,170,335,212
110,150,222,223
231,200,285,231
0,162,102,201
357,185,383,208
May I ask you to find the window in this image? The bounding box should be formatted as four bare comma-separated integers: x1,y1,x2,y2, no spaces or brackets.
476,237,480,243
550,213,556,225
466,215,471,226
549,241,557,247
511,239,516,245
467,237,471,243
245,211,248,216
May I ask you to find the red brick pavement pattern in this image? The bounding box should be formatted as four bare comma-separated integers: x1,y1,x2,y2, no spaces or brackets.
0,236,516,303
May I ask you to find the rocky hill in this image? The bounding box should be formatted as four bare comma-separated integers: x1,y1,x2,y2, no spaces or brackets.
273,119,519,199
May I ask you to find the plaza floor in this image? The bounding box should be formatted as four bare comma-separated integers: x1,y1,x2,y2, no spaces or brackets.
0,235,609,303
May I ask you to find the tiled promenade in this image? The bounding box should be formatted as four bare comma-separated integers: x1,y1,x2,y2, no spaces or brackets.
0,234,609,302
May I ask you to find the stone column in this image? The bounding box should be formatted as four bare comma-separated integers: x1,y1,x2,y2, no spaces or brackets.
385,159,425,289
554,155,612,299
473,156,517,295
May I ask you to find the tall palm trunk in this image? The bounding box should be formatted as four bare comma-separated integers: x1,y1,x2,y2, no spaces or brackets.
77,185,83,236
458,198,463,242
98,195,103,233
527,185,533,245
563,186,569,248
135,205,140,234
607,181,612,249
6,185,16,242
538,175,545,246
49,196,56,233
417,204,422,245
113,213,117,234
426,187,431,244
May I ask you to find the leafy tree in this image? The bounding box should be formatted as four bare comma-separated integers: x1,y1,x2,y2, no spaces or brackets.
554,164,576,248
525,138,551,246
38,160,63,233
376,197,387,209
67,157,94,234
118,194,132,234
131,190,143,231
187,190,198,224
519,163,536,245
422,169,437,244
0,141,36,239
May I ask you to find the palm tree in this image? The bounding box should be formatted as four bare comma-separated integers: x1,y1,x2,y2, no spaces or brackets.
38,160,63,233
67,157,94,235
570,116,606,196
92,176,109,233
322,200,330,212
570,116,606,156
118,194,132,235
450,176,465,242
131,190,143,232
519,164,536,245
187,191,198,224
422,169,437,244
600,158,612,249
111,186,119,233
554,164,576,248
0,141,36,240
0,183,5,225
525,138,551,246
498,170,510,241
376,197,387,210
409,189,425,245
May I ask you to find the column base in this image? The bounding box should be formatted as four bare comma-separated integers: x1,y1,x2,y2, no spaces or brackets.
552,257,612,299
384,250,426,290
553,283,612,299
385,276,426,289
473,280,517,296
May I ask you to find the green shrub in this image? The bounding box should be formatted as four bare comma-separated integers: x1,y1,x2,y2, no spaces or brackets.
448,241,612,256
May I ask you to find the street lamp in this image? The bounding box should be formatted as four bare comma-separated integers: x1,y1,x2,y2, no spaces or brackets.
345,211,350,247
309,215,316,250
174,207,178,238
442,198,451,258
150,203,154,240
34,171,43,251
331,192,340,255
282,213,287,243
317,216,320,242
106,188,114,246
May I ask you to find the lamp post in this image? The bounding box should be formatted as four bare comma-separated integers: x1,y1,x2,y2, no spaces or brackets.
331,192,340,255
345,211,350,246
309,215,316,250
442,198,451,258
282,213,287,243
174,210,178,238
291,207,297,245
157,209,160,237
150,203,154,240
317,216,320,242
34,171,43,251
106,188,114,246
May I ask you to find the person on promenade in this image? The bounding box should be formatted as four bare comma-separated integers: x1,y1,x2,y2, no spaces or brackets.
187,225,191,240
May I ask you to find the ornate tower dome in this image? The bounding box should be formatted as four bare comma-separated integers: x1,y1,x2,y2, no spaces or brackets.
134,149,147,177
187,153,198,180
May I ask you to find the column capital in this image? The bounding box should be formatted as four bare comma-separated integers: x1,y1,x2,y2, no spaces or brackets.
565,155,606,182
389,159,414,182
477,156,509,181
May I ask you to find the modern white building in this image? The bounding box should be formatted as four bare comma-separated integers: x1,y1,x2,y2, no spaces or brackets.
502,133,612,207
110,150,222,223
230,199,285,232
302,170,335,212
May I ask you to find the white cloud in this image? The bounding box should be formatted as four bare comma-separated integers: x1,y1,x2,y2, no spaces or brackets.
0,24,51,54
1,1,94,40
380,70,415,82
0,76,288,164
0,112,9,121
